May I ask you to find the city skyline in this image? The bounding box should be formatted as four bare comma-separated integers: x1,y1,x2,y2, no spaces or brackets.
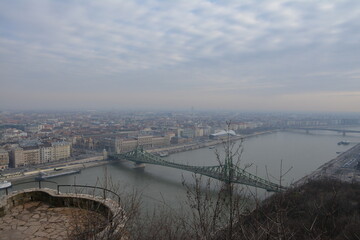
1,0,360,112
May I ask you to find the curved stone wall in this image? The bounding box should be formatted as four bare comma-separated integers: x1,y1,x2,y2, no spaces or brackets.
0,188,125,238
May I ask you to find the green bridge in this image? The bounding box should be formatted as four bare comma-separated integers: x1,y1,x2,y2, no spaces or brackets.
110,148,286,192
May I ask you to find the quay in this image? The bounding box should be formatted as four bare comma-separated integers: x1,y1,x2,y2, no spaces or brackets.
295,143,360,186
0,156,109,182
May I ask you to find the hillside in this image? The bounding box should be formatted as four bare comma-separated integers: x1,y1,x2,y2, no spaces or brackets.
228,179,360,240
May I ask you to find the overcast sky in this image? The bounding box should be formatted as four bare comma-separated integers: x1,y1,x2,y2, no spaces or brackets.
1,0,360,112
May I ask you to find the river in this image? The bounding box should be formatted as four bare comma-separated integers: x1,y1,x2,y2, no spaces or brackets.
9,129,360,209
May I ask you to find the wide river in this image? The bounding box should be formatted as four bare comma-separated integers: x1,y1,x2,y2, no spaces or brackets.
11,129,360,210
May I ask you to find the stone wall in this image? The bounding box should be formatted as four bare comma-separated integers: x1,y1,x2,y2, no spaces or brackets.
0,188,125,238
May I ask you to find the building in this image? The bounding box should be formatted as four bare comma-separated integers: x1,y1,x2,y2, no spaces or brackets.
9,146,40,167
0,149,9,170
22,147,41,165
194,127,204,137
8,141,71,168
115,138,138,153
115,135,172,153
181,128,195,138
1,128,27,141
52,142,71,161
40,143,53,163
97,138,115,152
137,136,153,148
202,126,212,136
9,147,25,168
152,135,171,148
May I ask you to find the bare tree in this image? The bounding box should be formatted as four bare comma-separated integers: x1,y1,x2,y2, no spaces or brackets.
181,121,253,240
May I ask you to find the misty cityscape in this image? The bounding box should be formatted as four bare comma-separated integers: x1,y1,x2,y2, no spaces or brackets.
1,1,360,239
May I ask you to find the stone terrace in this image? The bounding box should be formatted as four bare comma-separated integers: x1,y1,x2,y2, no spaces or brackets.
0,188,124,240
0,201,106,240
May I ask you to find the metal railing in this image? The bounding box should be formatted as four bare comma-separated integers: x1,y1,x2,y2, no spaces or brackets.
0,180,121,204
57,184,121,204
1,180,58,195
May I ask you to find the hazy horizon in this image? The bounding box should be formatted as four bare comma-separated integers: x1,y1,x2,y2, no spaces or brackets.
1,1,360,112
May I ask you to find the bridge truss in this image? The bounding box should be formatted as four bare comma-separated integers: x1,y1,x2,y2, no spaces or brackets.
111,148,286,192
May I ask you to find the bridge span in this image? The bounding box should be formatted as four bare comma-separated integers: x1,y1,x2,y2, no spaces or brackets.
291,127,360,136
110,148,286,192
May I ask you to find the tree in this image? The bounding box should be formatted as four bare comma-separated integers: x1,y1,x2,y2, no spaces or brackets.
182,121,252,240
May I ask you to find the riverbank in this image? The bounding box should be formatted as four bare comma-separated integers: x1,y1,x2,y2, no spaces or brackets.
0,156,111,182
294,143,360,186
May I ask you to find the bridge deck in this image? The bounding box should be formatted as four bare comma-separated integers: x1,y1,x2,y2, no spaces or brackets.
111,148,286,192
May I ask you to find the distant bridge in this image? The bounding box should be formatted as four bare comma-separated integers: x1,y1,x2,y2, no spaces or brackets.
111,148,286,192
291,127,360,136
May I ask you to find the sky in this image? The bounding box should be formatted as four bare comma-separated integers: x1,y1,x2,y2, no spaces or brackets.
1,0,360,113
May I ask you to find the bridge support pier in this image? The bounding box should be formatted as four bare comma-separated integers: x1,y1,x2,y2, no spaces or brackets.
134,163,146,168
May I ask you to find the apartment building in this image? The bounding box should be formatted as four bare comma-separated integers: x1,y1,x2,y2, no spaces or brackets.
10,147,25,168
0,149,9,170
22,147,40,165
8,141,72,168
9,147,40,167
52,141,71,161
40,143,53,163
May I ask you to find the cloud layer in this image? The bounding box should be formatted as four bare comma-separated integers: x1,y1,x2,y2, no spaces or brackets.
1,0,360,112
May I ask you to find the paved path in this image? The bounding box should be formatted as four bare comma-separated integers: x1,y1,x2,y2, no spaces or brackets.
0,201,105,240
